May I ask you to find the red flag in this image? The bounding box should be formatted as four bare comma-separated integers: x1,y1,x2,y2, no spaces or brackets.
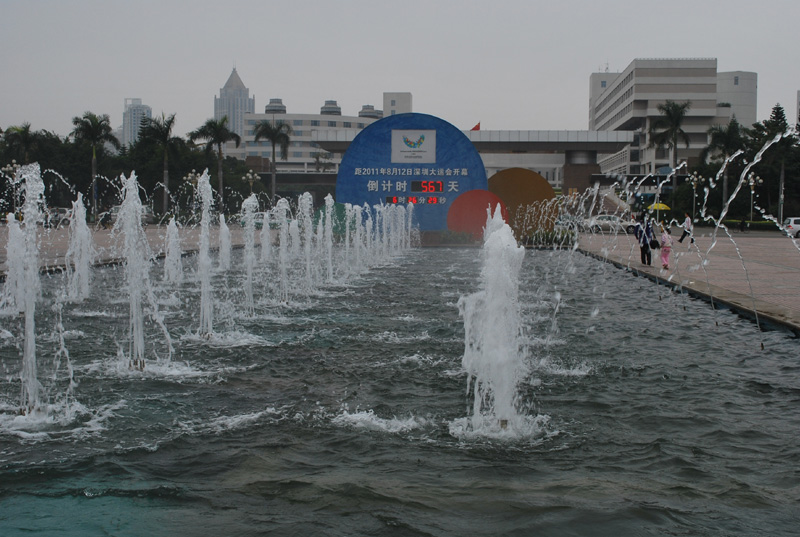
471,122,481,131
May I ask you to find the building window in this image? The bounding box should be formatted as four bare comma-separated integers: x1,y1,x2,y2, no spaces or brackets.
293,120,304,126
601,80,607,88
327,121,337,127
311,120,320,126
391,99,396,106
734,76,739,85
357,123,365,129
343,122,351,128
293,151,303,158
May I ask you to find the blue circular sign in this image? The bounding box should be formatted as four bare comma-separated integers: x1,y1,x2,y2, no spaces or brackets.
336,113,487,231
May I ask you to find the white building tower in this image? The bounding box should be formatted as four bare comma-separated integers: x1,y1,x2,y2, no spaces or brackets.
214,68,255,138
122,98,152,147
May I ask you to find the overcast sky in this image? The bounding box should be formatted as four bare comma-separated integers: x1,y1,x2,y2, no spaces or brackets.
2,0,799,138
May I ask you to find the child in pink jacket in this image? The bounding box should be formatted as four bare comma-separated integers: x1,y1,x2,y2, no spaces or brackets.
660,226,674,269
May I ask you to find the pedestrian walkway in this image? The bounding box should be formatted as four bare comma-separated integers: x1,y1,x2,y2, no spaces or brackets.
0,224,253,274
578,229,800,334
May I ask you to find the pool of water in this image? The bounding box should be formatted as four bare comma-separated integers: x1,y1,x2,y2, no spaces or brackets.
1,247,798,536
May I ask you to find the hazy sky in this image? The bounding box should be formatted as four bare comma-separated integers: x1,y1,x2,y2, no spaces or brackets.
2,0,799,138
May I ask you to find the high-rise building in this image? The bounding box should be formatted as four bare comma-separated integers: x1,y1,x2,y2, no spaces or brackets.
122,98,152,147
214,68,255,138
588,58,757,175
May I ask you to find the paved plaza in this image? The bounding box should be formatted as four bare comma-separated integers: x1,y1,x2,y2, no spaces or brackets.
578,228,800,333
1,224,799,334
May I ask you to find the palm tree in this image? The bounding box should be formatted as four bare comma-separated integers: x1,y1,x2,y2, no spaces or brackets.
4,122,38,164
139,113,182,215
702,117,746,203
188,116,241,209
70,112,120,219
253,120,293,200
649,100,692,192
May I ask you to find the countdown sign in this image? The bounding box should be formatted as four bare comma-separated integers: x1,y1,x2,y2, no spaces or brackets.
336,113,488,231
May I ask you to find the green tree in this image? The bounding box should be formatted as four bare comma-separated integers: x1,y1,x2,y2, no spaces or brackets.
701,117,746,204
188,116,241,209
253,120,292,200
3,122,38,164
139,113,183,214
70,112,121,219
748,104,798,221
649,100,692,194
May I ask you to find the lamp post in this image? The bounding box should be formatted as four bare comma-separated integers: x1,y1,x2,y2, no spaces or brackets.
1,159,21,216
689,171,704,222
747,172,763,223
243,169,256,194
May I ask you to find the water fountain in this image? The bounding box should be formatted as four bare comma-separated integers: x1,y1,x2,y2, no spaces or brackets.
163,216,182,283
0,213,25,313
197,170,214,336
64,194,94,302
218,213,231,271
112,172,172,370
240,194,258,316
18,164,45,414
1,157,799,535
455,206,538,436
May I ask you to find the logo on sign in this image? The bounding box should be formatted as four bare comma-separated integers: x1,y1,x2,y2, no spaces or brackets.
392,130,436,163
403,135,425,149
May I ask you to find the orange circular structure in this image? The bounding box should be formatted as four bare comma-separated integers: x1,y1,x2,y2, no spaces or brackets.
446,190,508,240
488,168,557,239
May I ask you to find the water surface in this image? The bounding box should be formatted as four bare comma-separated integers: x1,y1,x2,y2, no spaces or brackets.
1,247,798,536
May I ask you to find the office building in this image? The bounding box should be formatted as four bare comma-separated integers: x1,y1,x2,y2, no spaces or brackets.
214,67,255,138
588,58,757,175
122,98,152,147
239,98,384,173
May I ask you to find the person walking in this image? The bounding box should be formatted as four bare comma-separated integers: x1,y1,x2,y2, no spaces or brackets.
678,212,693,243
634,214,654,266
660,225,674,269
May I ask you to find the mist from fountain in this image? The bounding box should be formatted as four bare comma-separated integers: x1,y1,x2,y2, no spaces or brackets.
299,192,314,292
0,213,25,313
113,172,173,370
455,205,537,437
197,171,214,336
323,194,334,281
241,194,258,316
218,214,231,271
64,194,94,302
18,164,45,413
163,216,183,284
259,208,272,263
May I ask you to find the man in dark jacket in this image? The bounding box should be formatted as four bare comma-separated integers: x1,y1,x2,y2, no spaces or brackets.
634,213,654,266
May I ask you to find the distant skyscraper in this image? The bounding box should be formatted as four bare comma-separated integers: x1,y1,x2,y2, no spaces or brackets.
122,98,152,147
214,68,255,137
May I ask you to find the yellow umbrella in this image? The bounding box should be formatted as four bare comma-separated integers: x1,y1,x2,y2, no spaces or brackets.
648,203,670,211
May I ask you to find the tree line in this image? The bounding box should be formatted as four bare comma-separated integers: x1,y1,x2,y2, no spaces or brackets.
649,101,800,223
0,113,293,221
2,103,798,224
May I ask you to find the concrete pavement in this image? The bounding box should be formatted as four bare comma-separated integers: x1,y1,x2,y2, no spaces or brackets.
578,228,800,334
0,224,252,273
